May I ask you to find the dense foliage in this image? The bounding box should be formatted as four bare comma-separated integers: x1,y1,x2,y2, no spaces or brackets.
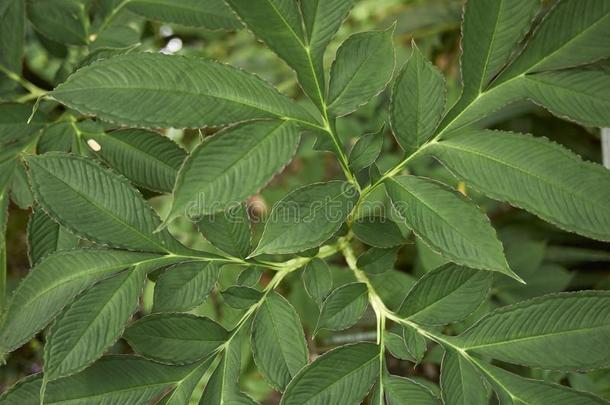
1,0,609,404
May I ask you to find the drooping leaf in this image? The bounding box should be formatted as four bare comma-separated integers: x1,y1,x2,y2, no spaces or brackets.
86,128,187,193
197,203,251,258
50,53,316,129
348,127,384,173
252,181,359,256
352,215,407,248
153,261,220,313
222,286,263,309
27,209,78,265
301,258,333,304
27,0,88,45
357,247,399,275
124,313,229,365
0,249,160,357
385,176,515,278
440,349,488,405
453,291,610,371
384,375,441,405
281,342,380,405
251,291,308,391
44,267,146,380
169,120,301,222
390,45,446,152
315,282,368,334
428,130,610,242
327,27,395,116
126,0,241,30
26,153,181,253
397,263,492,325
0,0,25,84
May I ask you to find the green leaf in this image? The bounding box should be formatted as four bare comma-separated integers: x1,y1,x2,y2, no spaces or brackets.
390,45,446,152
9,160,33,209
523,67,610,127
440,349,487,405
496,0,610,82
0,249,160,357
357,247,399,275
384,331,415,362
352,215,407,248
27,209,78,265
301,258,333,304
251,291,308,391
158,357,215,405
384,375,441,405
37,122,76,154
496,263,572,304
0,0,25,83
453,291,610,371
50,53,316,129
153,261,220,313
169,120,301,222
237,266,263,287
44,267,146,380
125,313,229,365
27,0,88,45
397,263,492,325
0,374,40,404
403,325,427,364
197,204,252,258
222,286,263,309
428,130,610,242
348,127,384,173
87,128,187,193
385,176,515,279
315,282,368,334
369,270,416,311
26,152,180,253
474,361,607,405
126,0,241,30
0,103,45,142
281,342,379,405
252,181,359,256
327,27,395,116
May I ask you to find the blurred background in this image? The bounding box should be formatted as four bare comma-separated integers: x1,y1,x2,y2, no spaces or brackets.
1,0,609,402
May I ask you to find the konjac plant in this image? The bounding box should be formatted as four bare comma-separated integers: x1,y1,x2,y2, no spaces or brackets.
0,0,609,404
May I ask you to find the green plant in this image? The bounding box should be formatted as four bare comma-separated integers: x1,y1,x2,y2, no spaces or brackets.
1,0,609,404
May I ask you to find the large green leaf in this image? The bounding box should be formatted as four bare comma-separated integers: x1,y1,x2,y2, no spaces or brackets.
523,67,610,127
0,0,24,84
440,349,487,405
251,291,308,391
197,204,252,258
126,0,241,30
428,130,610,242
384,375,441,405
0,249,159,357
397,264,492,325
385,176,514,278
315,282,368,334
327,27,395,116
252,181,358,256
168,120,301,222
27,208,78,265
87,128,187,193
44,267,146,380
153,261,220,313
125,313,229,365
27,0,88,45
453,291,610,371
390,45,446,152
281,342,380,405
496,0,610,82
26,153,180,253
50,53,315,129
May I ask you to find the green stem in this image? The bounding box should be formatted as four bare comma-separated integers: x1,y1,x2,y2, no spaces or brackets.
0,65,47,99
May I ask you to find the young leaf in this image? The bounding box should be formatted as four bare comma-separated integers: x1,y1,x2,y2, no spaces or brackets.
403,325,427,364
397,263,492,325
126,0,241,30
197,203,252,258
348,127,384,173
428,130,610,242
169,120,301,222
86,129,187,193
26,153,181,253
357,247,399,275
390,45,446,152
27,209,78,265
327,27,395,115
440,349,488,405
453,291,610,371
301,258,333,304
385,176,515,279
27,0,88,45
352,215,406,248
315,282,368,334
153,261,220,313
222,285,263,309
50,53,316,129
124,313,229,365
44,267,146,380
252,181,359,256
384,375,441,405
251,291,308,391
281,342,380,405
0,249,160,357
